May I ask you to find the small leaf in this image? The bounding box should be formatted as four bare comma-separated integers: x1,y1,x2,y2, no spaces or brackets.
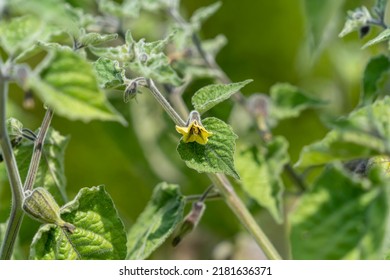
15,128,69,204
126,182,185,260
28,49,126,125
270,83,323,121
79,32,118,48
202,34,227,58
177,117,240,179
291,164,390,259
361,55,390,105
0,15,42,56
296,97,390,168
94,57,124,89
362,29,390,48
30,186,127,260
190,2,222,31
235,137,289,223
192,80,253,115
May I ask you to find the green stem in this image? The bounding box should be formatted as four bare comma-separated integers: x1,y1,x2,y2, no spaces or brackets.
24,108,54,191
0,74,24,260
144,79,282,260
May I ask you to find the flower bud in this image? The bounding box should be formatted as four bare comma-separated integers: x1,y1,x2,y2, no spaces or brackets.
23,187,75,233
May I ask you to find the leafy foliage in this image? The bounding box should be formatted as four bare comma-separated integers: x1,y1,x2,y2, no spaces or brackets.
30,186,127,260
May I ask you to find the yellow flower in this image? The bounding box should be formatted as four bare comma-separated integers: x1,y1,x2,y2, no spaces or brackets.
176,120,213,145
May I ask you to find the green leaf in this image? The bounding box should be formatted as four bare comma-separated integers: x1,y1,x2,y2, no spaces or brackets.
202,34,227,58
235,137,289,223
361,55,390,105
270,83,323,121
126,182,185,259
192,80,253,115
304,0,345,53
177,117,240,179
15,128,69,204
78,31,118,48
190,2,222,31
0,15,42,56
30,186,127,260
28,49,126,125
363,29,390,49
296,97,390,168
94,58,124,89
291,164,390,259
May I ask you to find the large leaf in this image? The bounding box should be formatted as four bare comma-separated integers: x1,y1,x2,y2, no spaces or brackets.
296,97,390,168
270,83,323,121
177,117,240,179
235,136,289,223
28,49,126,124
30,186,127,260
192,80,253,115
361,55,390,105
126,182,185,259
15,128,69,204
291,164,390,259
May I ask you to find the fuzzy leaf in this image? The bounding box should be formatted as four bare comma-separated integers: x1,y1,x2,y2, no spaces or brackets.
291,164,390,259
15,128,69,204
94,57,124,88
0,15,42,56
192,80,252,114
79,32,118,48
235,137,289,223
30,186,127,260
190,2,222,31
296,97,390,168
126,182,185,259
362,29,390,49
361,55,390,105
177,117,239,179
270,83,323,121
28,49,126,124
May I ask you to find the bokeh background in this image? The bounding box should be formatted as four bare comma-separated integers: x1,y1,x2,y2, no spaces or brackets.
0,0,386,259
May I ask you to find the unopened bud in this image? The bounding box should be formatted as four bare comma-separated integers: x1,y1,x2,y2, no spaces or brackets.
172,201,205,247
23,187,75,233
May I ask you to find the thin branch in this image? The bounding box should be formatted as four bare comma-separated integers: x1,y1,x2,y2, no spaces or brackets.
24,108,54,191
0,74,24,260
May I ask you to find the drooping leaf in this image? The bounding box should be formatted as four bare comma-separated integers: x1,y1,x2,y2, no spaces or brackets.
30,186,127,260
28,49,126,124
361,55,390,105
177,117,240,179
235,136,289,223
270,83,323,122
296,97,390,169
192,80,253,115
15,128,69,204
0,15,42,56
94,57,124,89
291,164,390,259
126,182,185,259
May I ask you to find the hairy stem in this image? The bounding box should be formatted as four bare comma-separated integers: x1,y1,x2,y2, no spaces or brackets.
0,74,24,260
24,108,54,191
144,79,282,259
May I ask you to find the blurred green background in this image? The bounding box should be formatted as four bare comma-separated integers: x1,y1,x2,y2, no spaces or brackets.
0,0,386,259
